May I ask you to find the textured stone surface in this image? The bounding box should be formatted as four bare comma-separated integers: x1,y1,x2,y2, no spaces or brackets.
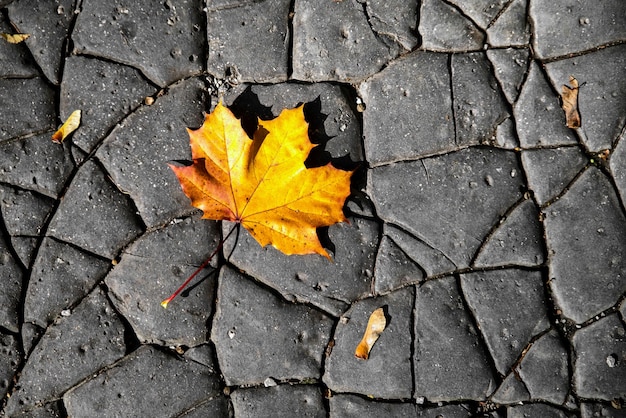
486,48,530,104
491,372,531,404
383,224,457,278
231,385,325,418
7,0,74,84
95,77,207,227
573,314,626,400
473,199,545,267
369,148,524,269
373,235,425,294
324,287,413,399
521,146,587,205
0,13,38,78
26,238,111,327
544,168,626,323
364,0,419,51
0,332,20,401
516,330,569,404
507,403,569,418
224,218,378,317
514,62,578,148
213,266,333,386
0,232,22,332
0,131,74,198
106,216,219,346
447,0,508,29
451,52,509,146
329,394,416,417
530,0,626,59
0,77,55,142
292,0,397,82
581,403,626,418
486,0,530,47
60,55,156,154
414,277,495,401
63,345,225,417
0,186,53,237
545,44,626,152
4,289,125,416
207,0,289,83
419,0,484,51
73,0,205,87
359,51,454,165
224,82,364,162
47,160,143,259
461,269,549,374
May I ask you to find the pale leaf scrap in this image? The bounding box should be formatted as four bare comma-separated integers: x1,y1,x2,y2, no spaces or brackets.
561,75,581,129
52,109,81,143
355,307,387,360
0,33,30,43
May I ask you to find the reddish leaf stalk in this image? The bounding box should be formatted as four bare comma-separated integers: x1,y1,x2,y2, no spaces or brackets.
161,224,237,308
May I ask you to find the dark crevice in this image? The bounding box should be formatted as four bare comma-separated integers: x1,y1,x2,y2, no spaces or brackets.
224,262,345,319
89,156,148,232
205,0,266,13
382,221,457,271
409,285,417,400
319,316,341,418
100,283,142,355
485,0,516,30
539,163,589,209
538,40,626,64
286,0,295,79
454,273,503,385
447,54,459,147
414,0,423,48
440,0,488,39
67,51,161,92
355,0,401,54
469,194,531,267
366,218,385,295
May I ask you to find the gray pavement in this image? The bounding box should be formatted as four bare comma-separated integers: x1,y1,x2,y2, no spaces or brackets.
0,0,625,417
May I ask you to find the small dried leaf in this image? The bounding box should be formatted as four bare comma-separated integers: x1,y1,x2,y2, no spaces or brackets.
52,109,81,143
561,75,581,129
355,307,387,360
0,33,30,43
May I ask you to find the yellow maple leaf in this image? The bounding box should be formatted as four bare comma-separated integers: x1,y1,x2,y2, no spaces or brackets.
169,102,353,259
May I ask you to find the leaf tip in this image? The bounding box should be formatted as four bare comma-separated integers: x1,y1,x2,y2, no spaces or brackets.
354,341,370,360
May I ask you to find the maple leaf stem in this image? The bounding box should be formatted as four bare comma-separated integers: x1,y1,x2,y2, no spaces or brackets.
161,224,238,308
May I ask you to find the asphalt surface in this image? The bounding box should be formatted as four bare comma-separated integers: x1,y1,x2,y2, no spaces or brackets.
1,0,625,417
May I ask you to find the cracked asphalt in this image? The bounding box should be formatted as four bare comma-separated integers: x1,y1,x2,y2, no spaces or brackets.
1,0,625,417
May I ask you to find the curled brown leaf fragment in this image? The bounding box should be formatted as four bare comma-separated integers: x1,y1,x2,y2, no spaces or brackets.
0,33,30,43
52,109,81,143
561,76,581,129
355,307,387,360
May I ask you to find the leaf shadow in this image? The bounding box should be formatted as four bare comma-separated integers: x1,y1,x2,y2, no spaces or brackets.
226,88,360,258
